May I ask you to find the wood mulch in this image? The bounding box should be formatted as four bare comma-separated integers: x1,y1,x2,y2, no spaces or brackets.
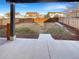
52,35,79,41
16,34,39,39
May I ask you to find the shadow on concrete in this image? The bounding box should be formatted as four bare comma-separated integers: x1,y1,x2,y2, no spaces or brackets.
0,38,7,46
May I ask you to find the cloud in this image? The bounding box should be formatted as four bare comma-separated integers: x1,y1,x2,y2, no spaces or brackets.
44,5,68,11
0,14,4,16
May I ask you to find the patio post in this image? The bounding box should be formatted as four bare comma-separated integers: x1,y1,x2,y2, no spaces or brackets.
10,3,16,40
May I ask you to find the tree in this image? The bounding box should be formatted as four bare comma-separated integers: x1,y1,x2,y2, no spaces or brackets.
15,12,20,15
5,12,10,18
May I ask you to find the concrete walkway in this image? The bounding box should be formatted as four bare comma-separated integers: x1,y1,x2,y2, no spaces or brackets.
0,34,79,59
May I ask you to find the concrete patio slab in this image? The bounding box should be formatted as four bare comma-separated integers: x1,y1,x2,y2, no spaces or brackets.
0,34,79,59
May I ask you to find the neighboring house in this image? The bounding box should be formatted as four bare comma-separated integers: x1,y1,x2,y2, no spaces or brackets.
66,8,79,18
0,15,7,26
5,12,24,24
47,12,65,18
0,15,3,26
38,14,45,18
5,12,24,19
76,8,79,17
0,15,3,19
15,13,25,23
15,12,24,19
25,12,39,18
67,10,76,17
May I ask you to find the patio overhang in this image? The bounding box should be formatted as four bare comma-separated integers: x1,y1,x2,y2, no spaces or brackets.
6,0,78,3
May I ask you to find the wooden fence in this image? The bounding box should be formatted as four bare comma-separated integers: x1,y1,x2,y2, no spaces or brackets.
59,17,79,30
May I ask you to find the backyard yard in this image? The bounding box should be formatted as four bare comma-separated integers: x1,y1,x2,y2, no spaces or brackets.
15,22,75,40
0,22,78,40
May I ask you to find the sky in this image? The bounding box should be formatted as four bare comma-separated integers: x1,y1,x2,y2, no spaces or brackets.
0,0,78,16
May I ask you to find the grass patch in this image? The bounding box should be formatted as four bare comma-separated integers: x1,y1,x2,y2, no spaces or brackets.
15,27,37,34
0,28,6,37
44,27,71,37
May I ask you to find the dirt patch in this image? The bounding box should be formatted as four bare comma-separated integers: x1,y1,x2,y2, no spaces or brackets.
52,35,79,41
